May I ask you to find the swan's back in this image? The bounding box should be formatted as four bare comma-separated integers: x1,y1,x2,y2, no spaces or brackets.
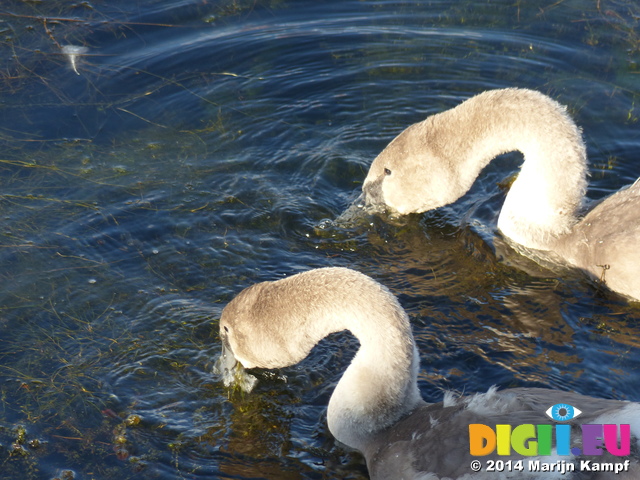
557,178,640,299
366,387,640,479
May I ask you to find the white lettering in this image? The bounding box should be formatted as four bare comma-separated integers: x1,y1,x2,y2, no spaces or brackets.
527,460,574,474
580,460,630,473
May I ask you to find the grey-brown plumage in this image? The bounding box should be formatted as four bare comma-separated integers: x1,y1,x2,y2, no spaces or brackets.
217,267,640,479
360,89,640,300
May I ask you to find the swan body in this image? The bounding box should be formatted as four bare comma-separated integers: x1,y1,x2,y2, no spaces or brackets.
361,88,640,300
217,267,640,479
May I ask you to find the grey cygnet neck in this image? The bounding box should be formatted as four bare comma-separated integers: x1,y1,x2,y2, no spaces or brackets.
361,88,640,300
217,267,640,479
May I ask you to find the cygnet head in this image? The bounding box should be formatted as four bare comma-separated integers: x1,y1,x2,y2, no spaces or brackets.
218,281,319,370
362,121,467,216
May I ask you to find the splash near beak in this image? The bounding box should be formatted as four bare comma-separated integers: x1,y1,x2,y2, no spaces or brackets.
335,193,365,223
213,343,257,393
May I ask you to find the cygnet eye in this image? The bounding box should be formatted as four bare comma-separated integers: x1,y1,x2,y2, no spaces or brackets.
384,168,392,176
223,325,229,333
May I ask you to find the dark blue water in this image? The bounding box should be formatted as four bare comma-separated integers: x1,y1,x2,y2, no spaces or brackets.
1,1,640,478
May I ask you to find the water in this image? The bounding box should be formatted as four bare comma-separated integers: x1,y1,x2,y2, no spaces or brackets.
1,1,640,478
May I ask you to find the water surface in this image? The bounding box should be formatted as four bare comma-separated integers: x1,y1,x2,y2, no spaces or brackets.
1,1,640,478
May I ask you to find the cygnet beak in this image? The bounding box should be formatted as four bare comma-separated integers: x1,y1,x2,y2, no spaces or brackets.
333,192,377,227
213,343,257,393
213,343,238,382
361,175,387,212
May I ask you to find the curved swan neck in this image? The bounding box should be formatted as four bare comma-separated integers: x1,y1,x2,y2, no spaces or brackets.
327,300,423,451
286,269,423,451
433,89,588,249
220,268,423,453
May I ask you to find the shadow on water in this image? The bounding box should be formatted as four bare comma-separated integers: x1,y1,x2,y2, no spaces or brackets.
2,0,640,479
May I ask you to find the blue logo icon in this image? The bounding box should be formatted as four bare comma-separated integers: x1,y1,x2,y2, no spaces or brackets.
545,403,582,422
